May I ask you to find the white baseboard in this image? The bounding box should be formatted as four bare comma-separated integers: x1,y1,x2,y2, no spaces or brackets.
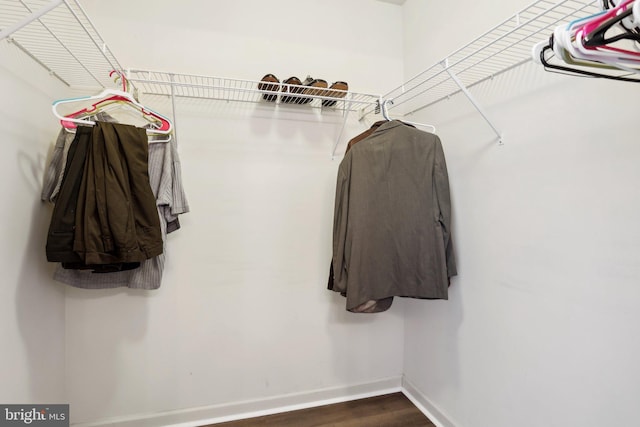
72,376,403,427
401,376,458,427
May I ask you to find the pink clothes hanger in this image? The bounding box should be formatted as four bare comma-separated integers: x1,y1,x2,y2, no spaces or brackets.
52,70,172,135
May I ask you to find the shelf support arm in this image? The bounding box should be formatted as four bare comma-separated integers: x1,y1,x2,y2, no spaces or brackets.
0,0,63,41
331,94,354,160
440,60,503,144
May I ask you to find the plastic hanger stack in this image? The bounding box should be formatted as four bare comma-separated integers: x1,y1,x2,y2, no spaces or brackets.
533,0,640,82
52,71,174,142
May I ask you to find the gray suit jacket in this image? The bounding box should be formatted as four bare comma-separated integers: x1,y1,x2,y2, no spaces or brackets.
332,120,456,311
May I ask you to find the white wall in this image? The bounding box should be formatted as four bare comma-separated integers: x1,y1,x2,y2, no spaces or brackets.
14,2,635,425
402,1,640,427
60,1,407,424
0,43,68,403
82,0,403,95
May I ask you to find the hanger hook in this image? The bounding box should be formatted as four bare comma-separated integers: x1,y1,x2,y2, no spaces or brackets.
381,99,394,121
109,69,127,92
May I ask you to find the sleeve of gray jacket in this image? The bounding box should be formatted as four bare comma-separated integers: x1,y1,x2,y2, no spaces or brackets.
433,136,457,278
41,129,68,203
331,162,350,293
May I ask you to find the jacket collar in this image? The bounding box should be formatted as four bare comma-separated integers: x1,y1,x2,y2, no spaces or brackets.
372,120,405,135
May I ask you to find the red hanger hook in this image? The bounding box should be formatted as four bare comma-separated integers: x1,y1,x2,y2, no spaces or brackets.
109,70,127,92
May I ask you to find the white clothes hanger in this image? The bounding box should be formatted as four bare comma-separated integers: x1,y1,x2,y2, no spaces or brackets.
572,1,640,62
536,3,640,72
52,90,172,130
52,71,173,142
380,99,436,133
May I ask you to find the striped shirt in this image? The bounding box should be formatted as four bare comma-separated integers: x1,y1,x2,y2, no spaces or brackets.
42,121,189,289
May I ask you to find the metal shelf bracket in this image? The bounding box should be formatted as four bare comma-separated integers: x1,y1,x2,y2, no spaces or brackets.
361,0,598,146
440,60,503,145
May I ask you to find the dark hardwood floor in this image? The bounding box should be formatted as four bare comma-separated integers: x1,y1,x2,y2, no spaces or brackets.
203,392,435,427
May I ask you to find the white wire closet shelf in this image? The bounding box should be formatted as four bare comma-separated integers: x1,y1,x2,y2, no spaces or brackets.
0,0,380,157
363,0,601,142
125,69,381,112
0,0,124,88
8,1,599,150
125,70,382,158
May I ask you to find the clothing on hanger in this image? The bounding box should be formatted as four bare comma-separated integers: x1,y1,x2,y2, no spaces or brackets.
327,120,392,313
344,120,386,152
42,113,189,289
45,121,162,267
330,120,456,312
328,120,423,313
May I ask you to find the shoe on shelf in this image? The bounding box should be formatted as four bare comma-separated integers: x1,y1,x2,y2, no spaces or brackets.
301,76,328,104
322,81,349,107
281,76,306,104
258,74,280,102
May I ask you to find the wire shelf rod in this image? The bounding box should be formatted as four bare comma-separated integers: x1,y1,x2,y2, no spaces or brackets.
386,0,597,110
5,37,69,86
0,0,62,40
404,58,532,116
390,0,581,95
0,0,127,89
61,0,121,74
126,76,379,107
390,1,596,111
16,0,103,86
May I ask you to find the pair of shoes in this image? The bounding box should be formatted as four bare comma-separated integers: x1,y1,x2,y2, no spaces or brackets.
280,76,327,104
281,76,307,104
258,74,305,103
321,80,349,107
286,76,349,106
298,76,328,104
258,74,348,106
